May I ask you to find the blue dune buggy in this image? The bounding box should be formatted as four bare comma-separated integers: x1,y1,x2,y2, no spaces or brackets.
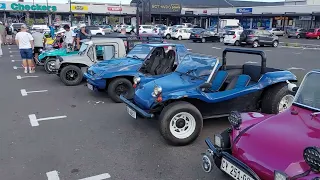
120,48,297,146
84,43,189,103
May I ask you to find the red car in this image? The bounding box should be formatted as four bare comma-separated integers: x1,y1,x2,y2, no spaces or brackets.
306,28,320,39
202,70,320,180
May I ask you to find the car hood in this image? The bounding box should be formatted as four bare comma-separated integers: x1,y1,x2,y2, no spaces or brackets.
233,106,320,179
88,58,142,78
134,73,206,109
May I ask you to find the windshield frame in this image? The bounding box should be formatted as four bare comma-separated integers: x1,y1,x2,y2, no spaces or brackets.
293,71,320,112
78,43,89,55
126,44,154,60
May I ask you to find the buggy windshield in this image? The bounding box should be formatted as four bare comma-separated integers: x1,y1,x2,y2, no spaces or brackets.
78,43,89,55
127,44,153,60
294,71,320,111
176,54,218,77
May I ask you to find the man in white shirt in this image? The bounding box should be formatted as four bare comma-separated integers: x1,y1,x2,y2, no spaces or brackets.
15,25,35,73
32,29,46,63
63,24,75,51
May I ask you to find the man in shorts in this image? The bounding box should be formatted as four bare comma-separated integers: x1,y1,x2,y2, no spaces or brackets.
5,23,13,45
15,25,35,73
0,22,5,45
32,29,46,63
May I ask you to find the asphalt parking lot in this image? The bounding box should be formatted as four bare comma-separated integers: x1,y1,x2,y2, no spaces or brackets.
0,37,319,180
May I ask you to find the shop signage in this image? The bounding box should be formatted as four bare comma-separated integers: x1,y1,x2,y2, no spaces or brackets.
203,10,207,14
107,7,122,11
274,16,289,20
299,16,313,20
11,3,57,11
0,3,6,9
151,3,181,13
236,8,252,14
185,11,193,15
71,5,88,11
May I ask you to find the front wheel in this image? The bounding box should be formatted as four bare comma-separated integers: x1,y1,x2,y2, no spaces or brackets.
296,34,301,39
44,58,57,74
234,40,240,46
261,82,294,114
107,78,134,103
178,36,182,40
159,101,203,146
60,65,83,86
201,38,206,43
166,34,171,39
252,40,259,48
272,40,279,47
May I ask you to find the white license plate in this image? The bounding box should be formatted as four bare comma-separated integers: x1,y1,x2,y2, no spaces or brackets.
127,106,137,119
87,83,94,90
221,158,254,180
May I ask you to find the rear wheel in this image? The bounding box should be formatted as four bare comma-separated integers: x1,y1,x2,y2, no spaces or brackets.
178,36,182,40
261,82,294,114
201,38,206,43
287,36,291,38
317,36,320,40
159,101,203,146
224,43,229,45
166,34,171,39
60,65,83,86
107,78,134,103
234,40,240,46
252,40,259,48
272,40,279,47
96,33,102,35
296,34,301,39
192,40,197,42
44,58,57,74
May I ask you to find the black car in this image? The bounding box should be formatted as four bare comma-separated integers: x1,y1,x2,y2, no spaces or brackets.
240,29,279,48
287,28,307,38
190,28,221,43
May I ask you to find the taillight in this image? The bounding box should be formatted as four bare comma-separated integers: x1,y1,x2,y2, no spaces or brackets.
233,34,236,39
196,34,199,37
248,34,254,37
296,32,299,35
133,84,137,88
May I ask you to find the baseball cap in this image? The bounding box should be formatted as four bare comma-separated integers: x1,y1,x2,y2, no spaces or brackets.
21,24,28,29
80,24,86,28
0,21,2,24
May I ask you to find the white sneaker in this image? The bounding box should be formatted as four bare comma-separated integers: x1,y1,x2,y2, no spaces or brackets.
24,68,28,73
29,69,35,73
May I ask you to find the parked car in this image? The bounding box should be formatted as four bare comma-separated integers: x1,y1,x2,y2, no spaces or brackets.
163,26,173,39
125,25,135,33
11,23,26,32
171,28,192,40
120,48,297,145
138,34,166,43
306,28,320,39
55,37,138,86
287,28,307,38
190,28,222,43
31,24,50,33
182,23,193,28
100,25,112,34
113,24,120,32
202,70,319,180
139,25,154,34
86,26,105,35
85,43,189,102
224,29,243,46
152,26,165,36
240,29,279,48
269,28,285,36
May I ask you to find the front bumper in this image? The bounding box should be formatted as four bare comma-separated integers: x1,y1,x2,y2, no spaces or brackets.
203,138,261,180
84,73,106,90
120,95,154,118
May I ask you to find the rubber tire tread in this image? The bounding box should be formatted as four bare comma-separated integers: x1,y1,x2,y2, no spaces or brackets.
107,77,134,103
60,65,83,86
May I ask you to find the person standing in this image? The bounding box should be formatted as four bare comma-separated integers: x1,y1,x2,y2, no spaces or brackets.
15,25,35,73
32,29,46,62
63,24,76,51
5,23,13,45
0,22,5,45
0,34,3,57
76,24,91,50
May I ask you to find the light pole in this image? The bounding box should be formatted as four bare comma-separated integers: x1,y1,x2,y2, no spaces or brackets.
33,0,35,19
159,0,162,24
69,0,72,26
217,0,220,33
46,0,49,25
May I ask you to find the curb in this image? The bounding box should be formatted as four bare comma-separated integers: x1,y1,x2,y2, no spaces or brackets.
280,42,320,50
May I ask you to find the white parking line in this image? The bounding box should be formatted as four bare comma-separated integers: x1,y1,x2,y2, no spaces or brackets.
78,173,111,180
13,66,24,69
29,114,67,127
245,61,258,64
187,49,192,51
46,171,60,180
17,75,39,80
12,60,23,62
9,51,19,53
287,67,305,70
20,89,48,96
293,52,302,54
212,47,222,49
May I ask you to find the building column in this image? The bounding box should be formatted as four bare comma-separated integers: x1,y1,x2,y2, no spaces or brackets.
152,16,155,24
48,14,52,25
269,18,273,28
249,18,253,29
166,18,169,26
194,17,196,25
205,18,208,28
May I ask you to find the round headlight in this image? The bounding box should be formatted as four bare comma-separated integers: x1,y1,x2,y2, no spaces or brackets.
214,134,223,148
303,147,320,172
152,85,162,97
39,49,43,53
228,111,242,130
202,154,213,173
274,170,289,180
133,76,141,84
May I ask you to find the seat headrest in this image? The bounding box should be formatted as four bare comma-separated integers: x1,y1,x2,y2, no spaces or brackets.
166,50,175,59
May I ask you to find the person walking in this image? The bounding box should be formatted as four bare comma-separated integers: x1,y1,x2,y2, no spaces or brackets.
15,25,35,73
32,29,46,62
0,34,3,57
76,24,91,50
5,23,13,45
0,22,5,45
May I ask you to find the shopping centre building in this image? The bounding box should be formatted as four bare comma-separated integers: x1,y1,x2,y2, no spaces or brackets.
0,0,320,30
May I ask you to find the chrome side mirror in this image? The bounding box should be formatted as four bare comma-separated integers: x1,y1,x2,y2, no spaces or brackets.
287,81,298,92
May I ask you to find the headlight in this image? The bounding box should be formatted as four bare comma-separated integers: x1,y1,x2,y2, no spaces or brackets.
39,49,43,53
133,76,141,84
303,147,320,173
152,85,162,97
274,170,289,180
202,151,213,173
213,134,223,148
228,111,242,130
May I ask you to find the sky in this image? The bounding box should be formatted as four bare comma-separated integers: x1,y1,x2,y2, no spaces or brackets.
3,0,284,4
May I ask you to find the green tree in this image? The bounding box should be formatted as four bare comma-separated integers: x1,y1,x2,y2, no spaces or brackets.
26,18,35,26
108,16,119,25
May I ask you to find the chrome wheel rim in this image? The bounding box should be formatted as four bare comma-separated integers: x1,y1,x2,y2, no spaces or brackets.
278,94,294,113
169,112,196,139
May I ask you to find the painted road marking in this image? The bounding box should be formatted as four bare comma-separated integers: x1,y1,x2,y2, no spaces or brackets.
78,173,111,180
287,67,305,70
29,114,67,127
212,47,222,49
20,89,48,96
9,51,19,53
293,52,302,54
12,60,23,62
245,61,258,64
13,66,24,69
17,75,39,80
187,49,192,51
46,171,60,180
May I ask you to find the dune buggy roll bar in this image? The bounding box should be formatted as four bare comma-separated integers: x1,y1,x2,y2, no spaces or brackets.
222,48,267,74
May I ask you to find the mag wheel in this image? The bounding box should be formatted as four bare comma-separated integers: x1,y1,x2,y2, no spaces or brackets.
166,34,171,39
272,40,279,47
159,101,203,146
252,41,259,48
296,34,301,38
178,36,182,40
234,40,240,46
261,82,294,114
201,38,206,43
44,58,57,74
60,65,83,86
107,78,134,103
